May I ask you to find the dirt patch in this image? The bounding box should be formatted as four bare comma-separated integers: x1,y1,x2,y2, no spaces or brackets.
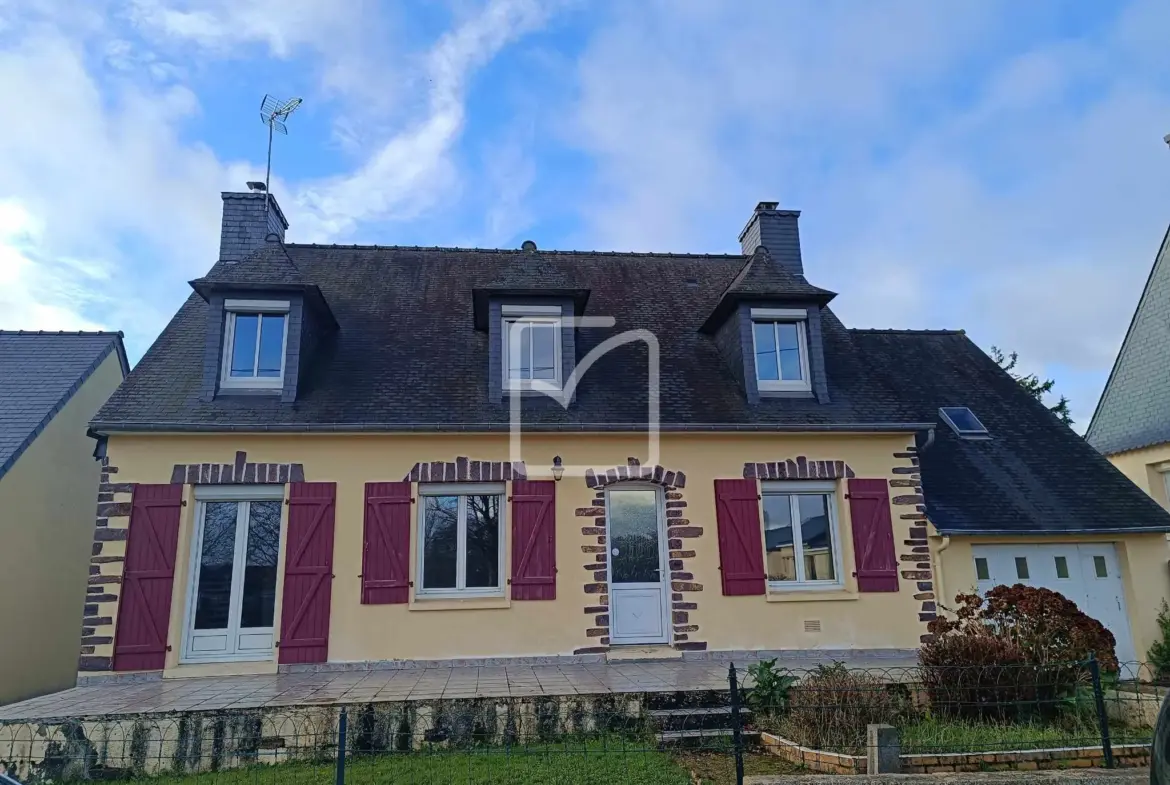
673,751,803,785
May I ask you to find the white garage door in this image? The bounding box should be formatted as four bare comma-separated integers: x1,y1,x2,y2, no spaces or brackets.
971,543,1136,666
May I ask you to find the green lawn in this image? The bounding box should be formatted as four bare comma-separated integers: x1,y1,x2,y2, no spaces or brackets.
901,717,1153,755
143,744,694,785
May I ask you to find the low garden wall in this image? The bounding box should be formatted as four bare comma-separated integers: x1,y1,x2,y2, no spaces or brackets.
759,731,1151,774
0,695,646,783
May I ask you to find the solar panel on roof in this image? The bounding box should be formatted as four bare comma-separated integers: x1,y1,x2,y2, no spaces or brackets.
939,406,989,437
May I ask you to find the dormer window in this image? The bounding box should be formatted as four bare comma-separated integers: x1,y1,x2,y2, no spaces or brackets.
750,308,811,392
502,304,562,391
221,299,290,391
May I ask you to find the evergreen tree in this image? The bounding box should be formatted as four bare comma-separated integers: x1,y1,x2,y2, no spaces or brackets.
989,346,1073,426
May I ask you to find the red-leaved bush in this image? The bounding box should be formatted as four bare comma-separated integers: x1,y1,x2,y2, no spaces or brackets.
919,585,1117,720
928,585,1117,669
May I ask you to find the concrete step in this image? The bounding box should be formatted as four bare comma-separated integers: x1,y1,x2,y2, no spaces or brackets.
649,705,749,733
647,706,748,718
655,728,758,747
605,646,684,663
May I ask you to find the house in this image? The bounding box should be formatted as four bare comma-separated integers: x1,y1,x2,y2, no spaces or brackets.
1088,224,1170,514
0,331,128,704
77,190,1170,684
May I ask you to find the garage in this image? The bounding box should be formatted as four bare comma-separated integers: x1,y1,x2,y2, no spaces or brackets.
970,543,1137,665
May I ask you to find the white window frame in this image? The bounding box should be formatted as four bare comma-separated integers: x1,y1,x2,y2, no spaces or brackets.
181,484,285,664
220,299,290,391
501,305,563,392
416,483,506,598
749,308,812,392
761,480,844,591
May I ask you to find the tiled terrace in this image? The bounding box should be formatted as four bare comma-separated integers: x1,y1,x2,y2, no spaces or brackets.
0,653,917,721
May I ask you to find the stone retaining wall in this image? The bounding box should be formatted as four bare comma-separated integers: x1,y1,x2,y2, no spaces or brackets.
759,732,1151,774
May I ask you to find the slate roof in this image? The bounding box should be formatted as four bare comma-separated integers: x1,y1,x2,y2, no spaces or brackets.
190,245,306,290
701,248,837,331
1086,223,1170,456
93,245,932,432
853,330,1170,534
0,331,128,481
91,242,1170,535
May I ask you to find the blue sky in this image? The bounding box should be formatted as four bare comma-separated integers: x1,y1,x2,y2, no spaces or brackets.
1,0,1169,428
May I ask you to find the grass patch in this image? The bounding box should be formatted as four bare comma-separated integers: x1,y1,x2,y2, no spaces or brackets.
901,717,1153,755
672,751,801,785
143,743,693,785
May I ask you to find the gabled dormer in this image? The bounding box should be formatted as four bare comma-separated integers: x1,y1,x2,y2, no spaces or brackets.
701,203,836,404
471,246,590,403
190,187,337,403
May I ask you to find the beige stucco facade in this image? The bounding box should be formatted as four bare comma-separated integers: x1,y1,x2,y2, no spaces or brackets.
934,532,1170,664
0,352,125,705
1106,442,1170,511
84,429,1170,680
86,431,939,677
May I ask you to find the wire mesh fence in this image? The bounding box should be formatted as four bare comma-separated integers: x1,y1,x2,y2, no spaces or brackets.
0,659,1159,785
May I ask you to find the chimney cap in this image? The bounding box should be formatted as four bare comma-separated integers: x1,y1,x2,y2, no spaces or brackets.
755,201,779,212
247,181,267,192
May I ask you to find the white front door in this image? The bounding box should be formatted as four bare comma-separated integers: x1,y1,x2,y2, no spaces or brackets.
971,543,1136,665
184,488,284,662
607,486,670,645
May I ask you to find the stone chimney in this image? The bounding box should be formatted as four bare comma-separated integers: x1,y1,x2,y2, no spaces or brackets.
219,184,288,264
738,201,804,277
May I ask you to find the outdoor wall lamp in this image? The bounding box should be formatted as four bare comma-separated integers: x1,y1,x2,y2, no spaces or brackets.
551,455,564,481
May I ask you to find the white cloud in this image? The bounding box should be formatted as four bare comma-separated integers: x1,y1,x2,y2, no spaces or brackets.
0,0,557,357
566,0,1170,425
292,0,555,241
0,29,244,350
0,202,108,331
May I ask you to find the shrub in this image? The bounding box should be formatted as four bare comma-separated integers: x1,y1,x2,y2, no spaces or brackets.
919,585,1116,720
928,585,1118,670
1147,600,1170,682
778,663,915,753
744,659,797,718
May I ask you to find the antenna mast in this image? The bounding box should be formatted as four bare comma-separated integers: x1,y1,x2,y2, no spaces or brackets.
258,95,304,217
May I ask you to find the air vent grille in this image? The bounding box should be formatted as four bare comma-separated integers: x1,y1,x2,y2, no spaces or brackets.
804,619,822,633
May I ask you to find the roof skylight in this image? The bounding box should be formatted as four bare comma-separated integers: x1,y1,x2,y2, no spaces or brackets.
939,406,989,438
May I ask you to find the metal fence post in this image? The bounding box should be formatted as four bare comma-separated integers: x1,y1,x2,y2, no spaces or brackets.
336,706,348,785
728,663,745,785
1088,654,1114,769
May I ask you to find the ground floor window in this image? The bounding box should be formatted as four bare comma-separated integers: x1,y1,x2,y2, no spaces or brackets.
184,486,283,662
761,482,842,589
417,483,505,597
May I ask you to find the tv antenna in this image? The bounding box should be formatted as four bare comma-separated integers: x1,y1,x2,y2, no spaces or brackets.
258,94,303,215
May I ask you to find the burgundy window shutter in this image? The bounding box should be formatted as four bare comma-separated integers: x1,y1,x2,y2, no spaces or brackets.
847,478,900,592
113,484,184,672
510,480,556,600
714,479,766,596
361,481,412,604
279,482,337,664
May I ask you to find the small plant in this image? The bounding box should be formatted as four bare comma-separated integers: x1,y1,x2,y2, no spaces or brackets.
744,659,797,717
1147,600,1170,682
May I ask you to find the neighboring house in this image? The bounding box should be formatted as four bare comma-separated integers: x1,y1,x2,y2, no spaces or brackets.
77,189,1170,685
0,331,128,704
1088,225,1170,511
